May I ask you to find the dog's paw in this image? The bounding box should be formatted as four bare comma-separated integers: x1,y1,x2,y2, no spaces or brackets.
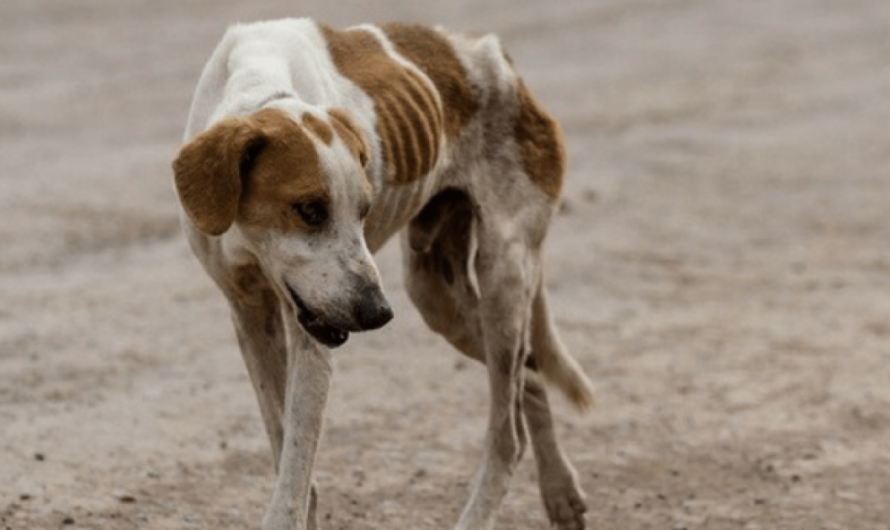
543,484,587,530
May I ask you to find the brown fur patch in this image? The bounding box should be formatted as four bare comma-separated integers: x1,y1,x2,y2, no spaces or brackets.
237,108,328,232
301,112,333,144
328,108,373,195
323,25,470,185
514,81,566,200
173,116,266,236
380,23,478,138
328,108,369,167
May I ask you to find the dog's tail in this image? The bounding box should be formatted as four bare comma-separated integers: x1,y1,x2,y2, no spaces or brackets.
530,282,595,412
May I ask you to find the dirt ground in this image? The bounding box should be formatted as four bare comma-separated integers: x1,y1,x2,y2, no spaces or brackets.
2,0,890,529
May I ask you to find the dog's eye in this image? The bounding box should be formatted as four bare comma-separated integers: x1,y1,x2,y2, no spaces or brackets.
291,200,328,227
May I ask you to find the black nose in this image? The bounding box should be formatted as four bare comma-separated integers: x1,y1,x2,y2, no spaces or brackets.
354,283,393,331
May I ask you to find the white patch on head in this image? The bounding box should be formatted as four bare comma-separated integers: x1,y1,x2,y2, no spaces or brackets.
316,132,380,277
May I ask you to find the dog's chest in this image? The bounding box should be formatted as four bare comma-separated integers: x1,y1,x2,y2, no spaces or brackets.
362,176,439,253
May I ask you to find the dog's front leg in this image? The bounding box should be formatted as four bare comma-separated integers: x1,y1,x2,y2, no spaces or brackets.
263,326,332,530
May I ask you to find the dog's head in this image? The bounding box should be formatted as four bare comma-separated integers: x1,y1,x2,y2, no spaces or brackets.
173,106,392,347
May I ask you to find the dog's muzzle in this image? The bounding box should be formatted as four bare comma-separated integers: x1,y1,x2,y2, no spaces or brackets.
286,283,393,348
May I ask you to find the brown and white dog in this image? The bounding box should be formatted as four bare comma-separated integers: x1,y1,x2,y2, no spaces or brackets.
172,18,594,530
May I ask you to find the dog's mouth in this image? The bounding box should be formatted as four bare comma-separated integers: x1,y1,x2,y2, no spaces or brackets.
286,284,349,348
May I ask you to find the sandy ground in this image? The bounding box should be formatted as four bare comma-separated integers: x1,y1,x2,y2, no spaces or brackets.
2,0,890,529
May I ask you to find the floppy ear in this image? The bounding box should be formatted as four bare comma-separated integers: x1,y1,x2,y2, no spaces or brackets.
328,108,369,167
172,117,267,236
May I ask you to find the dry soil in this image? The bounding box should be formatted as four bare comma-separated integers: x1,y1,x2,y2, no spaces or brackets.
2,1,890,529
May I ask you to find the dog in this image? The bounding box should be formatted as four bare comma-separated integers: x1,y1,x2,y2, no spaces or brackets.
172,18,595,530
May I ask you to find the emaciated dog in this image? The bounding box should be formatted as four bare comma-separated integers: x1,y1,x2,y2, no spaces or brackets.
172,18,594,530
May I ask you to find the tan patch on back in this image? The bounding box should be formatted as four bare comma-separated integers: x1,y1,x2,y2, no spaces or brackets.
380,23,478,138
301,112,333,145
514,81,565,200
239,108,328,231
323,25,474,185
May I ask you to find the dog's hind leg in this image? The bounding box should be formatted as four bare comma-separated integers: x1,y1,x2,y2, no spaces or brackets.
521,281,593,530
406,188,592,530
403,189,486,363
405,187,589,529
523,369,587,530
407,192,537,528
405,190,529,530
450,226,540,530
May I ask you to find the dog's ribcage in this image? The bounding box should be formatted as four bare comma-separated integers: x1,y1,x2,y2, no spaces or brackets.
320,23,500,252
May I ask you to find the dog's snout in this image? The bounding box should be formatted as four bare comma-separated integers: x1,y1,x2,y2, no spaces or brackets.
354,282,393,331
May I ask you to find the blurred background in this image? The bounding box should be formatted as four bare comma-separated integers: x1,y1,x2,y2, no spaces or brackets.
2,1,889,529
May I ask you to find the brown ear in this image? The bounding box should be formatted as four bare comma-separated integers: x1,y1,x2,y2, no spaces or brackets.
328,108,369,167
172,117,266,236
